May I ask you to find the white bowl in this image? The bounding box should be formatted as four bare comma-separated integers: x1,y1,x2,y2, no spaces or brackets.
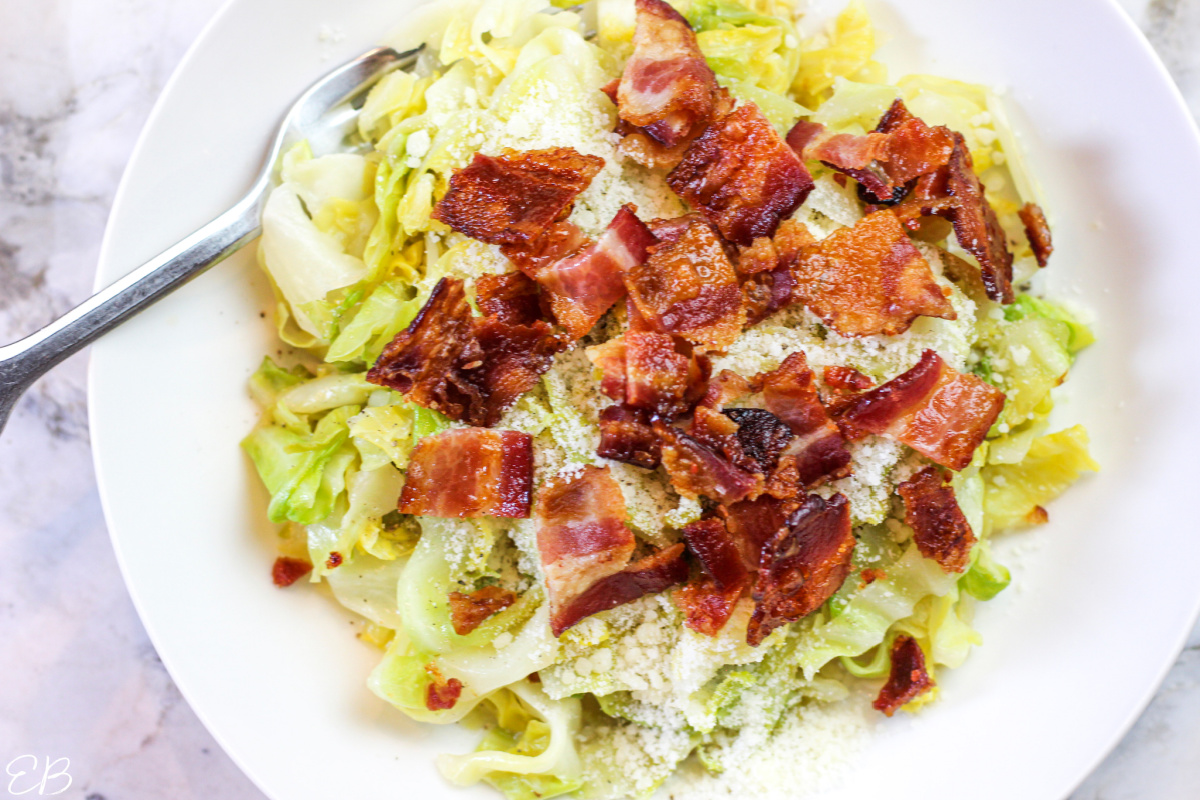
91,0,1200,797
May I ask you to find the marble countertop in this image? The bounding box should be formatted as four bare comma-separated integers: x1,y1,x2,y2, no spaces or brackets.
1,1,1197,798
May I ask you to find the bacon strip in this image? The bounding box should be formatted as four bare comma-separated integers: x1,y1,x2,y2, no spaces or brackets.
760,353,853,493
536,465,636,635
898,466,976,573
476,272,543,327
873,634,935,716
448,586,519,635
792,210,956,338
529,206,655,341
597,405,661,469
624,214,746,349
747,493,854,646
1019,202,1053,268
669,103,814,246
368,278,560,427
657,420,763,504
555,543,689,635
616,0,717,149
272,556,312,587
399,429,533,518
473,316,563,423
432,149,604,246
837,350,1005,471
536,466,684,634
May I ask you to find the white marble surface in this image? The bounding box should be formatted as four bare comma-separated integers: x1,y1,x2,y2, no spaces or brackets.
0,0,1197,798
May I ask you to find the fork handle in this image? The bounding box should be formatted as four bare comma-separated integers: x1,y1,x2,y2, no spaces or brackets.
0,191,264,435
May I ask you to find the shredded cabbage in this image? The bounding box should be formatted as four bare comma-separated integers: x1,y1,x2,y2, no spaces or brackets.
983,425,1099,533
240,0,1100,793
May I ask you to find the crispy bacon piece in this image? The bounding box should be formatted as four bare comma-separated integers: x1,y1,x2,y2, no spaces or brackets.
720,494,799,570
616,0,717,149
792,210,956,337
529,206,655,341
690,405,753,459
860,568,886,586
368,278,560,426
536,466,684,634
627,333,711,416
502,220,590,275
536,465,635,634
873,634,935,716
937,244,989,302
676,577,744,636
625,214,746,349
682,518,749,590
837,349,1005,471
615,125,693,170
738,219,814,325
723,409,794,475
476,272,543,327
786,101,955,203
760,353,853,492
876,97,914,133
399,428,533,518
881,113,958,186
657,421,763,504
700,369,760,409
448,586,519,635
787,120,888,171
425,666,464,711
586,337,629,401
944,135,1014,303
892,134,1014,303
598,404,661,468
821,365,876,416
473,316,562,422
823,366,874,393
737,220,814,276
432,149,604,246
669,103,814,246
747,493,854,646
556,543,689,635
1019,202,1053,268
587,332,711,418
271,556,312,587
898,466,977,573
368,276,474,406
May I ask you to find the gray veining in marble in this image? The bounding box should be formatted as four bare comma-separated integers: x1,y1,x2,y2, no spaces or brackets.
0,1,1197,798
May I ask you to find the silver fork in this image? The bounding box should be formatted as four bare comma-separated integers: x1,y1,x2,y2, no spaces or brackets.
0,44,421,436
